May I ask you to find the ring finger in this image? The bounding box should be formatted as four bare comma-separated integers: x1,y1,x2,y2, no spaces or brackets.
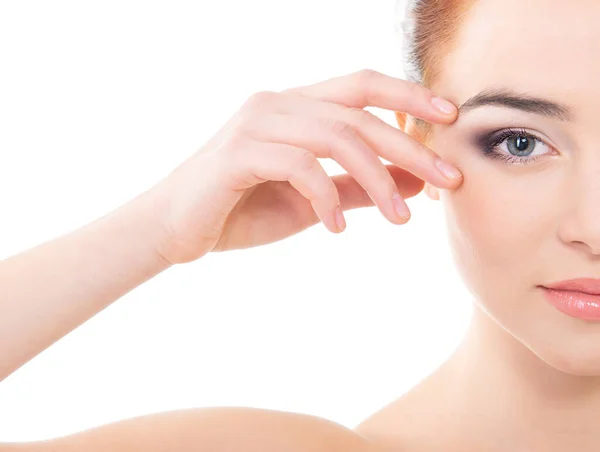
241,112,412,224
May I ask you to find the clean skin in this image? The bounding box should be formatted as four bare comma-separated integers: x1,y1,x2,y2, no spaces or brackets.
357,0,600,450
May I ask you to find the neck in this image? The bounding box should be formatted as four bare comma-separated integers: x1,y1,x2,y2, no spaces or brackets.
439,305,600,450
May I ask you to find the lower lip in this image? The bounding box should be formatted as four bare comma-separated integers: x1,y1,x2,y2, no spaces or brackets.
541,286,600,320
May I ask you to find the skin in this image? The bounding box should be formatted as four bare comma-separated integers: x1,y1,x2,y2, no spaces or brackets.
356,0,600,450
0,69,460,385
0,69,461,449
15,0,600,448
5,0,600,448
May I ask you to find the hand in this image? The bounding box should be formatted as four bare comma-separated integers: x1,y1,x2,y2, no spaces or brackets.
149,69,462,264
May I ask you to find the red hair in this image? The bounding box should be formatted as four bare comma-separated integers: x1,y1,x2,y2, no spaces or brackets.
397,0,476,140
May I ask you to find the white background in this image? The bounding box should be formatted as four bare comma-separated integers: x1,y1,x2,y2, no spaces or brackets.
0,0,473,442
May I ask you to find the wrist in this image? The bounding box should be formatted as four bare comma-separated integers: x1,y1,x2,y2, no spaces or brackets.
116,184,176,270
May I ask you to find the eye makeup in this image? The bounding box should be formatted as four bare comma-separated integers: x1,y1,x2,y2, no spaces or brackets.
473,127,556,166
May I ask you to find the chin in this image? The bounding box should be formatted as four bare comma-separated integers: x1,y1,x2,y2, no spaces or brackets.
534,290,600,376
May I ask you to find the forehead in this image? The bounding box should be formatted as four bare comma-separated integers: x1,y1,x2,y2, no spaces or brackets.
435,0,600,114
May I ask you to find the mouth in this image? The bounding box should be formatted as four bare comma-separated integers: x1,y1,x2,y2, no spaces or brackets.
540,278,600,321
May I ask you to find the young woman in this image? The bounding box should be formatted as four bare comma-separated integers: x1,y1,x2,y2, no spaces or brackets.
3,0,600,450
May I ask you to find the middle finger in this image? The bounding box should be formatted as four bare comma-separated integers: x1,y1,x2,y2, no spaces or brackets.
270,91,463,189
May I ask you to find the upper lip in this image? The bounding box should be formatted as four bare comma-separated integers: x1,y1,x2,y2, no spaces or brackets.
542,278,600,295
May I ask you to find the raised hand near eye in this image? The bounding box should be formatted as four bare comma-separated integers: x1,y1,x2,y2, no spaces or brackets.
148,69,462,265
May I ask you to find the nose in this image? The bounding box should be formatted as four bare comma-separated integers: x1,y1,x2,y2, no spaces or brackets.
558,166,600,256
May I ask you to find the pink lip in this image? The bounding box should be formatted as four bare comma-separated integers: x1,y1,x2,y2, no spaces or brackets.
540,280,600,320
543,278,600,295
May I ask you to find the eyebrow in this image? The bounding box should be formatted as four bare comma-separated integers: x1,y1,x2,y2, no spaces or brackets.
457,86,574,122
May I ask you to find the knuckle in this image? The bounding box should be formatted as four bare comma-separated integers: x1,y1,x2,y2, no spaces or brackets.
351,107,378,126
413,141,437,166
279,86,299,96
356,68,380,87
291,148,319,176
233,111,257,135
401,79,431,104
222,131,252,160
402,79,420,95
242,90,277,111
328,118,358,140
226,124,250,150
355,69,380,99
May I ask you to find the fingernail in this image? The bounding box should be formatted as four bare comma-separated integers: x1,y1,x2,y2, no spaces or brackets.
431,96,457,115
435,156,462,180
392,192,411,219
334,205,346,232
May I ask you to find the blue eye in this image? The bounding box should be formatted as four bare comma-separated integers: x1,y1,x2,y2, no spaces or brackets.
480,127,555,165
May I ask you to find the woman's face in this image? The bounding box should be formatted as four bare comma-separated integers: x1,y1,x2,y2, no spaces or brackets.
405,0,600,376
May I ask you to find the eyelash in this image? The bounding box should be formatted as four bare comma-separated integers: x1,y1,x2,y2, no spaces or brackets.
481,127,554,165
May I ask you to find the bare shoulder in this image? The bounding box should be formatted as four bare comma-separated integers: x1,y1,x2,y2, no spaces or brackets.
351,395,427,452
0,406,385,452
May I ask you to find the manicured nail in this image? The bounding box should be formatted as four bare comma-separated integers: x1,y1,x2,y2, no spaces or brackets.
435,156,462,180
431,96,457,115
392,192,411,219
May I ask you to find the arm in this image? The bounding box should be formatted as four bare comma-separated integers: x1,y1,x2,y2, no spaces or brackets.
0,185,173,382
0,407,377,452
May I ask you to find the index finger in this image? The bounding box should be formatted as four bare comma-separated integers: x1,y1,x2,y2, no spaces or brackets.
281,69,458,124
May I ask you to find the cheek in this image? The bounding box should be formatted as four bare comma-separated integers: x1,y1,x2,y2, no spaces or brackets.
430,124,561,309
432,132,600,374
438,159,553,310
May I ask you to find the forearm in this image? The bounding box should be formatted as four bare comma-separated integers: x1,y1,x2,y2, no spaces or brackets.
0,186,173,381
